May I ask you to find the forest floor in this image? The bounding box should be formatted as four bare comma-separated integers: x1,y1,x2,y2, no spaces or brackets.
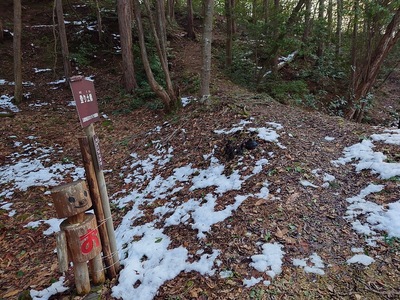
1,2,400,300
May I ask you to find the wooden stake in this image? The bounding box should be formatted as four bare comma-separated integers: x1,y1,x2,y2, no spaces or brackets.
83,124,120,272
74,261,91,295
55,231,68,273
79,137,117,279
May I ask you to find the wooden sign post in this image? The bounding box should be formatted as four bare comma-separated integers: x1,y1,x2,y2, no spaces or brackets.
69,76,120,278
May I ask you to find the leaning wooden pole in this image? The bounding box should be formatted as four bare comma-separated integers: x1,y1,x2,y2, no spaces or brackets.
79,137,116,279
84,124,120,272
55,0,71,80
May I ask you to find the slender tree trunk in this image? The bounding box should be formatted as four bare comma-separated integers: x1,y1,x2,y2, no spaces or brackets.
167,0,175,21
186,0,196,39
316,0,325,58
335,0,342,58
252,0,257,23
143,0,176,100
302,0,311,43
13,0,22,103
117,0,137,93
133,0,174,112
327,0,333,41
263,0,269,23
56,0,71,81
231,0,236,34
0,19,4,42
94,0,103,42
225,0,233,67
345,7,400,121
271,0,280,74
349,0,359,102
200,0,215,103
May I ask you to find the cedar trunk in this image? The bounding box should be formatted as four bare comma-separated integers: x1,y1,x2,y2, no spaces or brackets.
186,0,196,39
13,0,22,103
200,0,214,103
225,0,233,67
117,0,137,93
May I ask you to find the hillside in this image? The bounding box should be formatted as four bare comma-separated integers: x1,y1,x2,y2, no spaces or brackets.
1,2,400,300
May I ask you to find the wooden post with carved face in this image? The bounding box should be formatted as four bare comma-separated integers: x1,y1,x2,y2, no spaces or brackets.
51,180,105,295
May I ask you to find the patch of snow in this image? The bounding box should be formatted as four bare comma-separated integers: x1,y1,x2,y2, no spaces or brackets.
243,277,262,287
293,253,325,275
346,254,375,266
0,95,20,112
30,277,68,300
333,132,400,179
300,180,318,188
249,243,284,279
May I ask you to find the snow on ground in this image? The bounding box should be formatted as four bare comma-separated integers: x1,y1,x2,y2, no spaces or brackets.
0,95,20,113
1,114,400,299
292,253,325,275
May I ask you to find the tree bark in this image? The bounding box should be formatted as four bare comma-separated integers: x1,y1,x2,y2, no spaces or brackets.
225,0,233,67
94,0,103,42
200,0,215,103
167,0,175,22
302,0,311,43
13,0,22,103
263,0,269,23
335,0,343,58
143,0,176,100
133,0,175,112
345,7,400,121
117,0,137,93
56,0,71,81
0,19,4,42
349,0,359,102
327,0,333,41
186,0,196,39
316,0,325,58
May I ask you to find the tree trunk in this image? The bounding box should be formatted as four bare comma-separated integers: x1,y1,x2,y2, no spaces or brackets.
143,0,176,100
167,0,175,22
349,0,359,103
225,0,233,67
200,0,215,103
0,19,4,42
252,0,257,23
186,0,196,39
94,0,103,42
133,0,174,112
13,0,22,104
345,7,400,121
56,0,71,81
117,0,137,93
327,0,333,41
302,0,311,43
316,0,325,58
263,0,269,23
335,0,342,58
271,0,280,74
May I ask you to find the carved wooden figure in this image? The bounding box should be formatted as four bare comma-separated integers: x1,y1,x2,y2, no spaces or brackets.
51,180,105,295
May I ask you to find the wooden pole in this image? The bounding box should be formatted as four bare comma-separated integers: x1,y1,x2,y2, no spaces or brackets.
83,124,120,272
55,231,69,272
55,0,71,80
79,137,116,279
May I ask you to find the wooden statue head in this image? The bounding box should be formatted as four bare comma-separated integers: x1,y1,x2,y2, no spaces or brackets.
51,180,92,218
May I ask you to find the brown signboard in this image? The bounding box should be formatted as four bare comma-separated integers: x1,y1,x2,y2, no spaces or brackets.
70,76,100,128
